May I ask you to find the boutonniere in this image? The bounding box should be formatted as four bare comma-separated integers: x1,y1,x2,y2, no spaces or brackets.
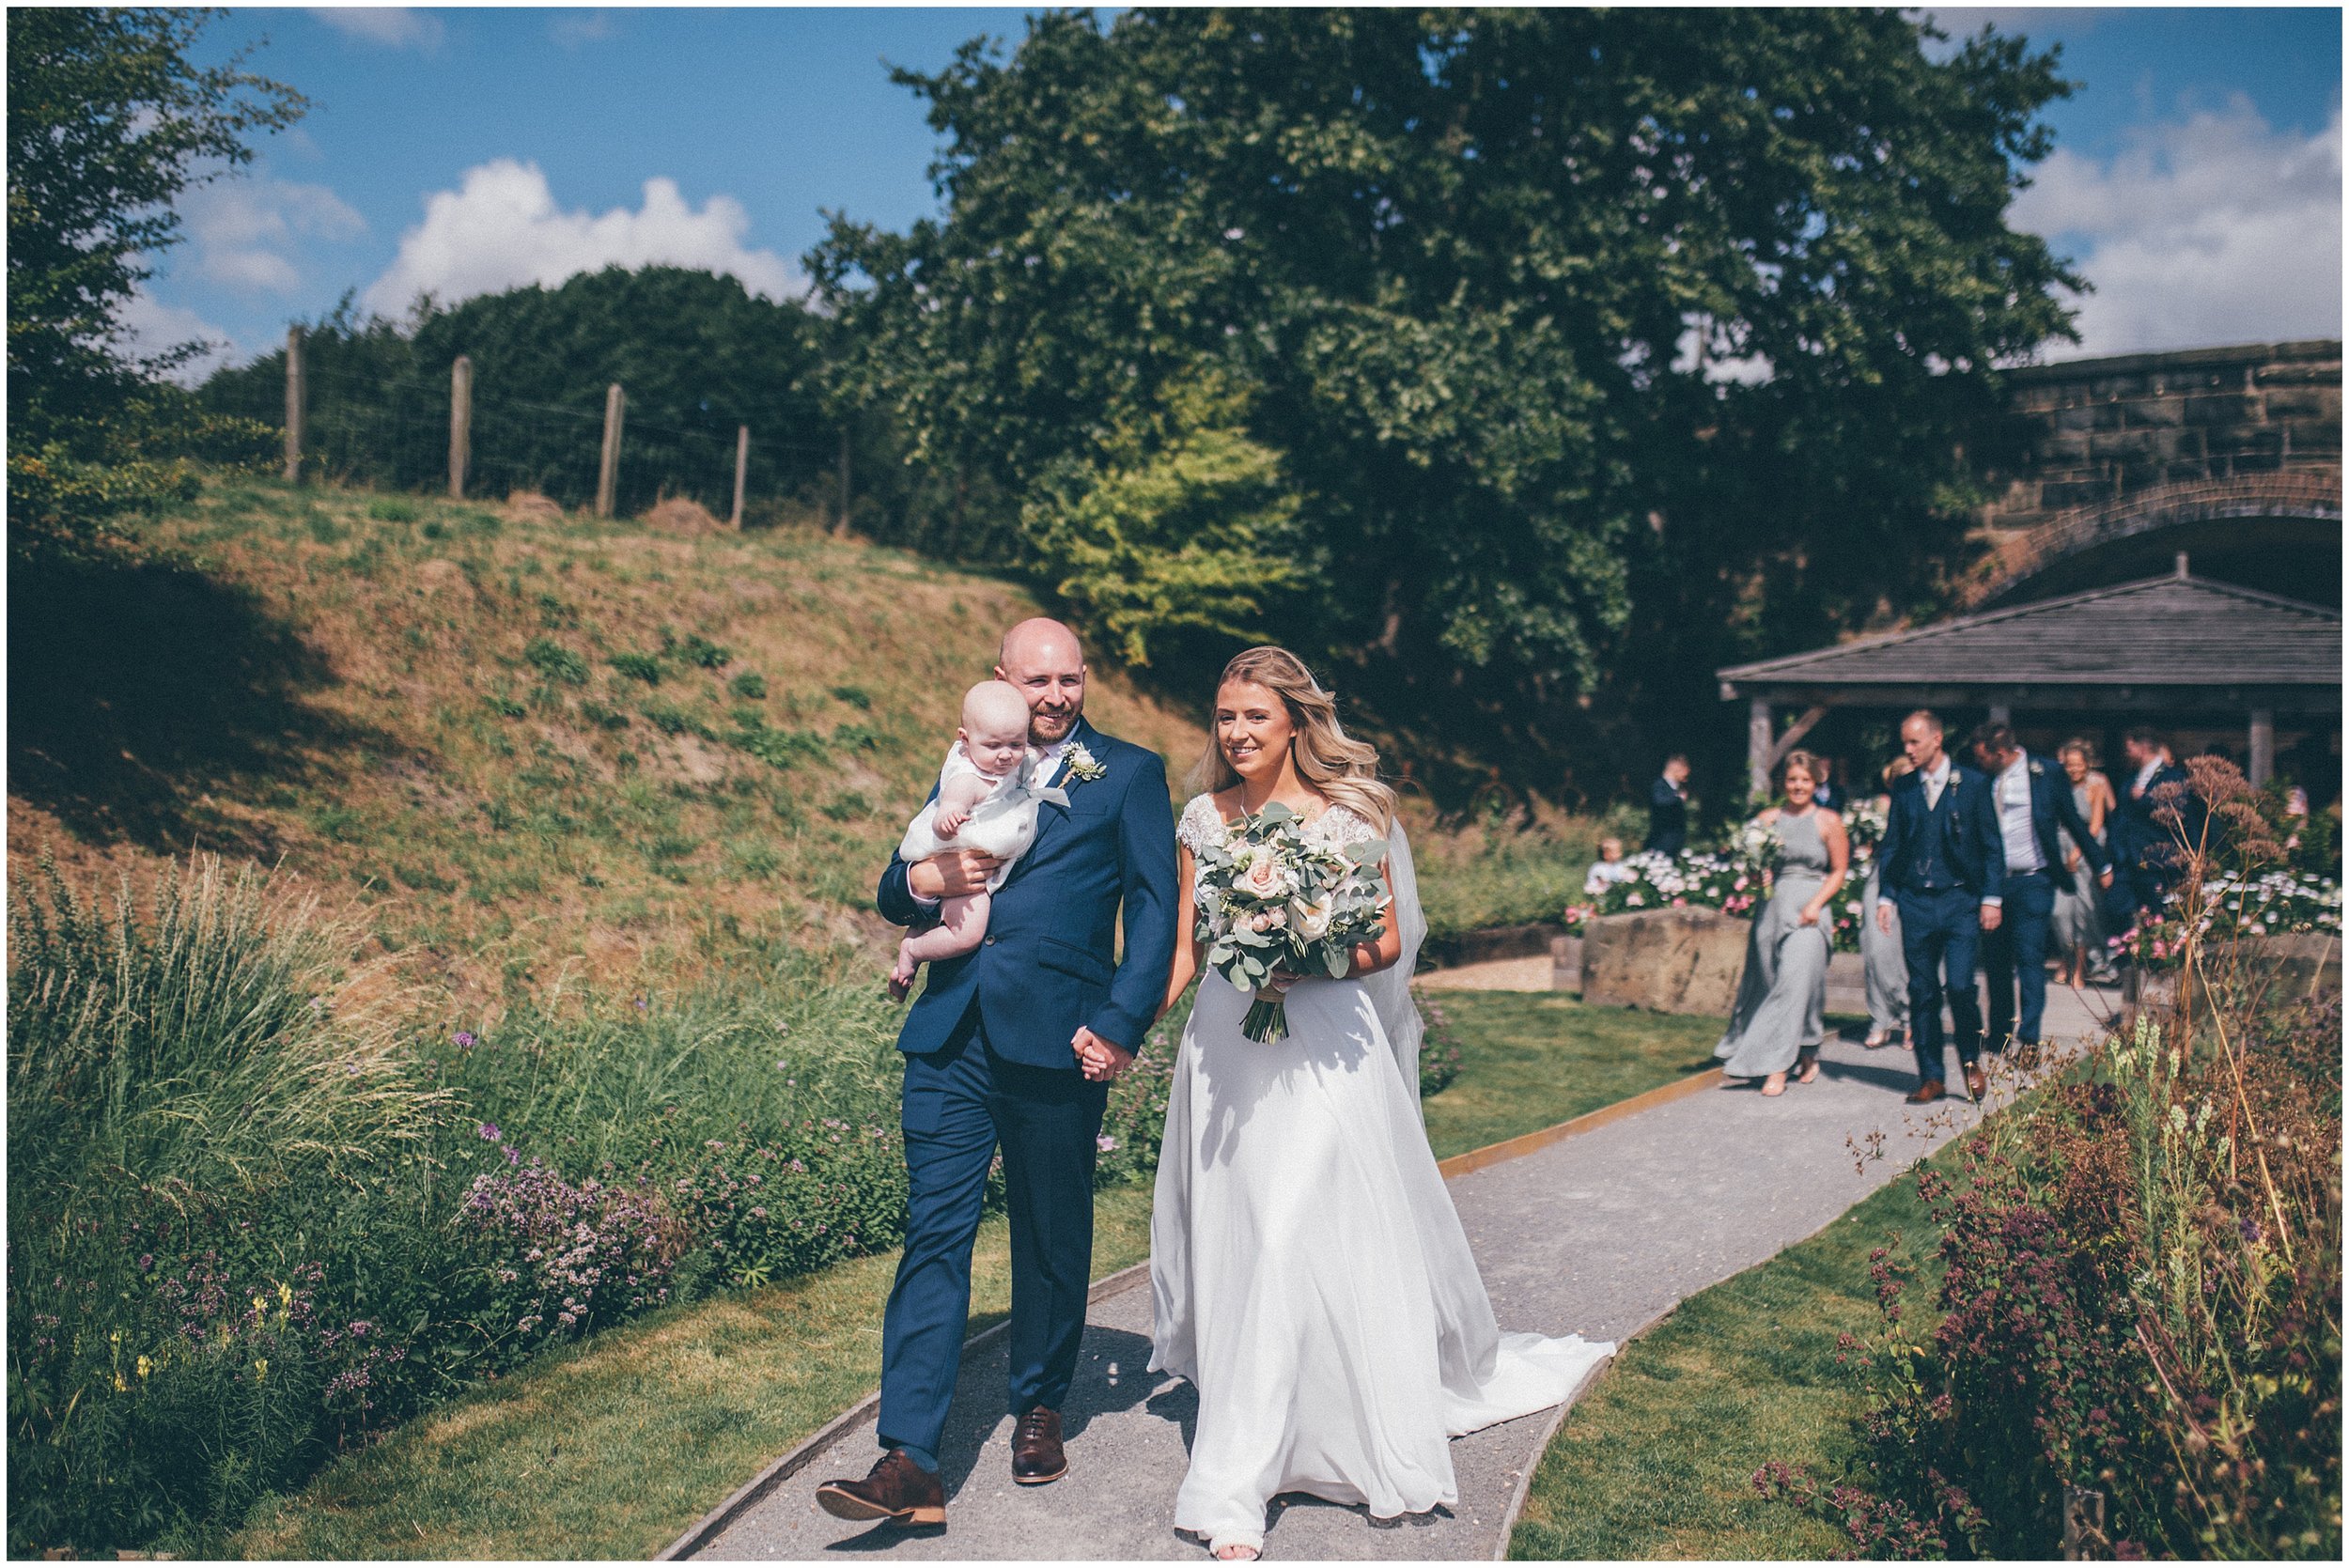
1064,742,1107,785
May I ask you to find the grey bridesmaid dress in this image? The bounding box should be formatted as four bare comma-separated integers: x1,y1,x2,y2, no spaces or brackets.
1716,808,1834,1079
1859,856,1908,1038
2050,778,2114,978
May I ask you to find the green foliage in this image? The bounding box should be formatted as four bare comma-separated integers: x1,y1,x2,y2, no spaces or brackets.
609,651,664,685
7,8,302,555
199,269,833,516
677,634,730,669
727,671,768,701
522,637,588,686
815,7,2079,785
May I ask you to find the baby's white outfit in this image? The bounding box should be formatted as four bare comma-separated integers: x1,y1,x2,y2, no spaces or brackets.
896,743,1070,893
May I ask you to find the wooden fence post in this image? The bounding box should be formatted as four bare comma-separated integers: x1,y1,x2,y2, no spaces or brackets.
835,427,851,535
447,355,473,500
282,325,305,483
597,382,625,518
731,425,749,529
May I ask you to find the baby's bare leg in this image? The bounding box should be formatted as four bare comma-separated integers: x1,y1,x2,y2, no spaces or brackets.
888,893,991,999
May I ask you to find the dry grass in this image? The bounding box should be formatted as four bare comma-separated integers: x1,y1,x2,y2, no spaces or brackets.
7,480,1205,1017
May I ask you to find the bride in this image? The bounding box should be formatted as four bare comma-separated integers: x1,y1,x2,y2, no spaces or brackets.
1145,646,1613,1560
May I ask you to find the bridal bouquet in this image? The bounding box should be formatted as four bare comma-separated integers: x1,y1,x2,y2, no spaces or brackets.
1191,801,1390,1044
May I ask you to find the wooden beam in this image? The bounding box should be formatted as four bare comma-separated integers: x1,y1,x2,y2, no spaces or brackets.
1764,704,1829,769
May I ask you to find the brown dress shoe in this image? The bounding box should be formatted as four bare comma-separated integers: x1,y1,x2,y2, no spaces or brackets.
816,1450,945,1527
1964,1063,1988,1101
1011,1406,1067,1485
1906,1079,1944,1105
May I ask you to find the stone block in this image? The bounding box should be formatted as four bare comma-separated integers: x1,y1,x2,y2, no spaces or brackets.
2209,425,2285,458
2261,385,2341,421
2185,393,2260,426
2287,420,2341,454
2041,477,2118,509
2256,362,2342,386
2120,396,2186,427
1580,907,1750,1017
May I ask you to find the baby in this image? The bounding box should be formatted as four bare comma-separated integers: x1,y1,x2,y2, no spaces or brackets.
1583,835,1636,896
888,680,1067,1001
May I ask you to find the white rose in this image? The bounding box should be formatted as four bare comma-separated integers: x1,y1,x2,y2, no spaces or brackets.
1290,896,1332,940
1241,856,1292,901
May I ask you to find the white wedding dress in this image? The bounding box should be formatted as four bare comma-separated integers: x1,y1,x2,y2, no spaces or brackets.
1150,796,1614,1556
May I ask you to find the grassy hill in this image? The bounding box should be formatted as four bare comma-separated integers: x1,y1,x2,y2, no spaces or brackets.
8,478,1599,1019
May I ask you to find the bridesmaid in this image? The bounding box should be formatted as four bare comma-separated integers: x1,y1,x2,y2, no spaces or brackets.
1859,757,1912,1049
2051,738,2121,986
1716,750,1850,1096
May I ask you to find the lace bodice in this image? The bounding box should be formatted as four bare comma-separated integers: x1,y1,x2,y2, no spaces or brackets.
1176,794,1383,856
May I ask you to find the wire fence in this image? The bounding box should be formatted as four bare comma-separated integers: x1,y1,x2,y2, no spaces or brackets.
210,349,843,522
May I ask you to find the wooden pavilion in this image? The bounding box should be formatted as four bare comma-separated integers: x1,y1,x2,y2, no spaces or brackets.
1717,556,2342,797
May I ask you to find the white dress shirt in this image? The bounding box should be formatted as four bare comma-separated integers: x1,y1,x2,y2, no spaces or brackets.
1995,751,2046,876
2130,755,2164,800
1921,755,1952,811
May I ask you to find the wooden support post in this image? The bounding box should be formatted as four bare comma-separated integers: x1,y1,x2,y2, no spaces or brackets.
1988,701,2013,726
731,425,749,529
596,382,624,518
282,325,305,483
1748,697,1773,802
447,355,473,499
2249,707,2275,786
835,427,851,535
2061,1484,2106,1559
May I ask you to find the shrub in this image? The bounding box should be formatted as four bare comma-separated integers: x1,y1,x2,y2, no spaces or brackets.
678,634,730,669
522,637,587,686
1416,991,1464,1096
728,671,768,700
610,651,664,685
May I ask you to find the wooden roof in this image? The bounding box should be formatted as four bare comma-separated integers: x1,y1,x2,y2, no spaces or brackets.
1719,572,2341,702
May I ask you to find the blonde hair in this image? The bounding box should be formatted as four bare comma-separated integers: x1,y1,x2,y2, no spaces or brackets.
1778,749,1822,793
1189,646,1397,834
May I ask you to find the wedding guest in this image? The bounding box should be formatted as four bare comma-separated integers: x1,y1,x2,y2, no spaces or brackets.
1811,755,1846,814
2108,727,2192,934
1967,722,2110,1063
1583,836,1637,896
1859,757,1912,1049
2051,740,2121,986
1645,754,1691,855
1876,710,2003,1105
1715,750,1848,1097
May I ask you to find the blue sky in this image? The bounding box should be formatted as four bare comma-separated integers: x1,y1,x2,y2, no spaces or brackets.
141,6,2342,376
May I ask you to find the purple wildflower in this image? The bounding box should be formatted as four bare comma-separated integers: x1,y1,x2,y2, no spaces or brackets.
478,1123,502,1141
454,1031,477,1048
1097,1134,1119,1153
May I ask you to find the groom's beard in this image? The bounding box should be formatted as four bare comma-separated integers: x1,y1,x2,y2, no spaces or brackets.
1029,705,1080,746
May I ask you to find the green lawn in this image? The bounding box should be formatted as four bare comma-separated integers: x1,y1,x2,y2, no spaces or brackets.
232,989,1712,1559
1507,1159,1942,1560
1420,991,1724,1160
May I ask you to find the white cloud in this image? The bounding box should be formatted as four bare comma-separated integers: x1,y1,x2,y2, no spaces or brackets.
550,10,615,49
310,8,443,51
362,159,801,317
2013,98,2341,358
181,178,367,294
116,288,240,385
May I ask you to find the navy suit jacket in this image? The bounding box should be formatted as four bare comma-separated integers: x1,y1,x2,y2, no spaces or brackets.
878,718,1177,1068
1645,777,1689,854
1877,763,2006,905
2110,760,2194,879
2015,757,2110,881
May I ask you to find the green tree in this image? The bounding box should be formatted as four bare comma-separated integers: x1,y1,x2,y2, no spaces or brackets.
7,7,303,553
814,8,2078,799
202,268,832,516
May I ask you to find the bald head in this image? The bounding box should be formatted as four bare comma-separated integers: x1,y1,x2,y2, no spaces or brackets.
995,618,1087,746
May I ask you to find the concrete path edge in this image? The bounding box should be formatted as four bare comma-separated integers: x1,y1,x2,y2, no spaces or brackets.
659,1062,1724,1560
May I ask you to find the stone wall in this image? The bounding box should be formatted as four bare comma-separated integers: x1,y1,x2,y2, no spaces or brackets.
1982,340,2341,536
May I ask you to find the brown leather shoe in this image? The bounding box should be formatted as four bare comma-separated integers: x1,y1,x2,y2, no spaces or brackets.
1906,1079,1944,1105
816,1450,945,1527
1011,1406,1066,1485
1964,1063,1989,1101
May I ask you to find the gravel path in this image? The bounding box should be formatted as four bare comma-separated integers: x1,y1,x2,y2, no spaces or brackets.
691,983,2114,1561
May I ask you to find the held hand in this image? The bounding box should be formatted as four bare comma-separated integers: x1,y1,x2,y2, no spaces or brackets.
1071,1026,1134,1083
907,849,1003,901
1876,902,1894,935
1981,903,2002,932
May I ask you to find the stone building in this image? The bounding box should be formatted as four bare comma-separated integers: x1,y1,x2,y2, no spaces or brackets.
1719,340,2342,800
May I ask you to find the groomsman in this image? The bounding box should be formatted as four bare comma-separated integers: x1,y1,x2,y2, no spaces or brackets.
2107,727,2193,933
1645,754,1691,855
1967,722,2111,1062
1875,710,2004,1103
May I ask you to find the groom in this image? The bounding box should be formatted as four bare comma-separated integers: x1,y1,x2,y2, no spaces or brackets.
817,618,1177,1528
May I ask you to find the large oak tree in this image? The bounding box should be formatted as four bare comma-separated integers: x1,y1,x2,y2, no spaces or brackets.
815,7,2078,800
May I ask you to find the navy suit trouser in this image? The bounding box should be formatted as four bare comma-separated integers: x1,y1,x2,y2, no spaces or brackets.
877,1001,1106,1469
1896,886,1985,1085
1981,868,2057,1048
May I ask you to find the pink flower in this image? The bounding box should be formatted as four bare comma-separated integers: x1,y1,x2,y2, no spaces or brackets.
1241,856,1292,901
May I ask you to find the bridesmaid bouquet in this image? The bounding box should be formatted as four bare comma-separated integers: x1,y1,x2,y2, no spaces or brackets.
1729,816,1784,871
1190,801,1390,1044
